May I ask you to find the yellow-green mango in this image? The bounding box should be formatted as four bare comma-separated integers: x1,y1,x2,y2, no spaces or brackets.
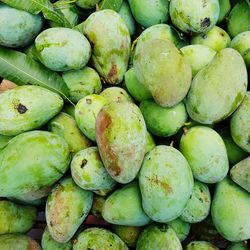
186,241,219,250
167,218,190,242
100,87,134,103
186,48,247,124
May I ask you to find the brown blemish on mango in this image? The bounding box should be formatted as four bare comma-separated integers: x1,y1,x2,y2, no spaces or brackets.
146,176,173,194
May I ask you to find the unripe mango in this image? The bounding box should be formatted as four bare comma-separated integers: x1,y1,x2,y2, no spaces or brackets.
186,241,219,250
100,87,133,103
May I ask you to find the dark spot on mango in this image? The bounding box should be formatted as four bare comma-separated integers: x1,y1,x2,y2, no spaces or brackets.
17,103,28,114
86,98,92,104
108,64,117,80
201,17,210,28
81,159,88,168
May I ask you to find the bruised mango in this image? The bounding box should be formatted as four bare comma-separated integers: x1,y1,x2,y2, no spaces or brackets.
100,87,134,103
186,241,219,250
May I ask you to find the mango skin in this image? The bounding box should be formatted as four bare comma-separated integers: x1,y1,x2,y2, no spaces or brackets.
35,28,91,72
0,3,43,48
139,145,194,222
46,177,93,243
71,147,116,190
134,38,192,108
145,132,156,154
230,92,250,153
227,242,248,250
76,0,100,9
102,182,151,226
140,100,187,137
0,85,63,136
100,87,134,103
218,0,231,23
91,194,106,218
136,224,182,250
186,48,248,124
186,241,219,250
96,102,147,184
0,131,70,197
73,227,129,250
83,10,131,84
0,200,37,234
212,177,250,241
0,135,13,150
170,0,220,33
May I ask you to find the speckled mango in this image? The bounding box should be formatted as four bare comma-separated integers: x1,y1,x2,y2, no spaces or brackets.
186,48,248,124
76,0,100,9
83,10,131,84
73,227,129,250
0,131,70,197
134,38,192,108
0,85,63,136
96,101,147,184
102,182,151,226
139,145,194,222
186,241,219,250
100,87,134,103
136,224,182,250
71,147,116,190
46,177,93,243
211,178,250,242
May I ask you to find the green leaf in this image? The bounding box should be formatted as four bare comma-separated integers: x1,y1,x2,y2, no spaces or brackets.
0,46,72,103
99,0,123,12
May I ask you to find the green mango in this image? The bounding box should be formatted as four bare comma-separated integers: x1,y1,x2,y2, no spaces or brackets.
167,218,190,242
211,178,250,241
170,0,220,33
46,177,93,243
128,0,169,28
231,92,250,153
186,241,219,250
35,28,91,71
83,10,131,84
48,112,91,155
0,234,41,250
145,132,156,154
218,0,231,22
0,3,43,48
186,48,247,124
231,31,250,70
71,147,116,190
0,200,37,234
191,26,231,52
96,102,147,184
0,85,63,136
42,227,72,250
93,188,114,196
100,87,134,103
0,131,70,197
134,38,192,108
227,1,250,38
180,181,211,223
227,242,248,250
136,224,182,250
139,145,194,222
62,103,75,118
180,126,229,183
180,45,216,76
73,227,129,250
0,135,13,150
140,100,188,137
76,0,100,9
62,67,102,103
230,157,250,192
75,94,107,141
102,182,151,226
91,194,106,218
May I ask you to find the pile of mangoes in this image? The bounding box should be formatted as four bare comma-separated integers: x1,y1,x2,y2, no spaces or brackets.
0,0,249,249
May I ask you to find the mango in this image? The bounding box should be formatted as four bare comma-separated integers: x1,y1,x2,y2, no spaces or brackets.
186,48,247,124
73,227,129,250
180,126,229,183
145,132,156,154
71,147,116,190
93,188,114,196
227,242,248,250
186,241,219,250
136,224,182,250
167,218,190,242
139,145,194,222
62,103,75,118
218,0,231,22
211,178,250,241
0,3,43,48
91,194,106,218
46,177,93,243
0,131,70,197
134,38,192,107
0,135,13,150
0,85,63,136
230,92,250,153
230,157,250,192
35,28,91,71
100,87,133,103
96,101,147,184
76,0,100,9
128,0,169,28
170,0,220,33
83,10,131,84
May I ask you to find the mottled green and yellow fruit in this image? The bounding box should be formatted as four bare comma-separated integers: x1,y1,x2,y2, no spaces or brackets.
186,48,247,124
134,38,192,107
170,0,220,33
76,0,100,9
46,177,93,243
83,10,131,84
139,145,194,222
227,242,248,250
211,178,250,241
0,3,43,48
100,87,133,103
218,0,231,23
0,85,63,136
0,131,70,197
186,241,219,250
136,224,182,250
167,218,190,242
96,102,147,184
73,227,129,250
